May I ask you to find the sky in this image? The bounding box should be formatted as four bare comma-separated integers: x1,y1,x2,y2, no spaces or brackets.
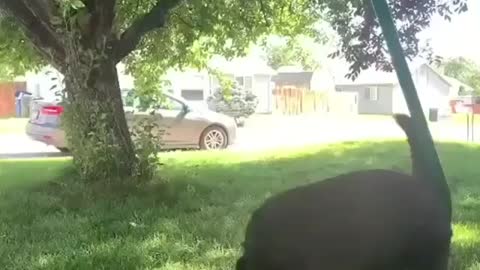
245,1,480,70
420,0,480,63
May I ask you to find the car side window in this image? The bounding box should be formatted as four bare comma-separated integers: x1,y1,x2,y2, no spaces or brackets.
159,96,183,111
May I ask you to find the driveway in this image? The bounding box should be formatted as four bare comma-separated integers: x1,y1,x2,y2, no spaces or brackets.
231,113,475,151
0,113,477,158
0,134,67,158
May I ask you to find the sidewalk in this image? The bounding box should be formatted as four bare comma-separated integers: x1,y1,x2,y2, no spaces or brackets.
0,134,61,158
1,114,479,158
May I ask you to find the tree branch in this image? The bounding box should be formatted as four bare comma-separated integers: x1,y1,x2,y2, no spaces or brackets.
173,12,195,29
90,0,116,43
258,0,271,27
112,0,182,63
0,0,66,67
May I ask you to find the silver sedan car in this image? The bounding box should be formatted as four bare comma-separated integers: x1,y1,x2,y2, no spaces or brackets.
26,93,237,152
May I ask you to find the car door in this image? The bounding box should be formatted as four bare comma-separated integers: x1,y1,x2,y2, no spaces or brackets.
155,96,203,147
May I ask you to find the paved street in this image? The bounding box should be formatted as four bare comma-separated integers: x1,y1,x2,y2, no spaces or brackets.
0,114,478,158
230,113,477,151
0,134,64,158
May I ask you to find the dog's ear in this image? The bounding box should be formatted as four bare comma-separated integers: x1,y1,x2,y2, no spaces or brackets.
235,257,246,270
393,114,411,133
392,113,421,177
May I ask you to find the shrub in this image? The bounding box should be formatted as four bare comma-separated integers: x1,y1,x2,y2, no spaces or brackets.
207,85,258,125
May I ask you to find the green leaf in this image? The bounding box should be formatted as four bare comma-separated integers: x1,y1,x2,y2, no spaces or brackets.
69,0,85,10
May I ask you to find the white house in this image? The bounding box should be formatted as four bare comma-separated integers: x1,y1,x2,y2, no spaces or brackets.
163,69,211,109
24,57,277,114
334,62,457,118
209,57,277,113
391,63,453,118
444,76,475,97
272,65,336,92
23,64,135,102
23,66,62,101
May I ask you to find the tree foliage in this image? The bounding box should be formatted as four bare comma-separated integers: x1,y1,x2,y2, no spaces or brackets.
262,36,321,71
0,1,469,82
441,57,480,95
0,19,44,80
322,0,468,79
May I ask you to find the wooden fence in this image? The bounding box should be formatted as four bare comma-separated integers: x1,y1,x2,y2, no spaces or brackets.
273,86,328,115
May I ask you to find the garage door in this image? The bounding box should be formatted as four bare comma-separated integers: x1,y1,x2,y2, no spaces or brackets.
181,89,204,101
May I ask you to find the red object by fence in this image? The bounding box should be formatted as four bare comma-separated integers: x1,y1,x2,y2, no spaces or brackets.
0,83,16,118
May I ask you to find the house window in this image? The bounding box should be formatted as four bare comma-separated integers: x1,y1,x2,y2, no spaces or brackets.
365,86,379,101
235,77,244,87
244,76,253,90
235,76,253,90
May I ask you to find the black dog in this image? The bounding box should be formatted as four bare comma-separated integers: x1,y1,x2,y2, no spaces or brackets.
236,114,451,270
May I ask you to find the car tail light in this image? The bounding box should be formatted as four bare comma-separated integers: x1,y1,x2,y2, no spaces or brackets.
41,105,64,115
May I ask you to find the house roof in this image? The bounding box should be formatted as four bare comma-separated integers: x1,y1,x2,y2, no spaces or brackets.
421,64,452,87
209,56,276,77
272,72,314,86
277,65,305,73
444,76,474,92
331,58,400,86
334,68,397,86
333,61,453,88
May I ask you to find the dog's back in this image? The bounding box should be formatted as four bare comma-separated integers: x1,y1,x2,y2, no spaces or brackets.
236,114,451,270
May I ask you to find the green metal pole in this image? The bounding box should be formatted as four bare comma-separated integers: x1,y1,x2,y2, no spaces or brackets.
472,110,475,142
467,113,471,141
370,0,451,218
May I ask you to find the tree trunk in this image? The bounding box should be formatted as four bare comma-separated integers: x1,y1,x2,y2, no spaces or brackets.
62,57,138,181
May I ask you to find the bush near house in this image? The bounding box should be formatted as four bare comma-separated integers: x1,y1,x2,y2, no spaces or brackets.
207,86,258,126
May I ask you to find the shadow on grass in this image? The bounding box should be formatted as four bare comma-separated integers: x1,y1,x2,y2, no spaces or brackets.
0,140,479,269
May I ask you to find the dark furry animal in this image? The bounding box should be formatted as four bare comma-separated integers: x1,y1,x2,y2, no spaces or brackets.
236,114,452,270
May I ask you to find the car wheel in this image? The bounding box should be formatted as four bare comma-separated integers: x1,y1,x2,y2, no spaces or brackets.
57,147,70,153
200,126,228,150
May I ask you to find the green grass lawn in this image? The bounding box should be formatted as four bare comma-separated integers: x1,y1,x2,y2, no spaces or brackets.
0,118,28,135
0,141,479,269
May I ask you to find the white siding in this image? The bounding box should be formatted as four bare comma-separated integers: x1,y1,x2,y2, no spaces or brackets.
25,64,134,101
392,64,451,117
310,68,335,92
392,85,408,114
25,66,63,101
253,75,273,113
168,70,210,109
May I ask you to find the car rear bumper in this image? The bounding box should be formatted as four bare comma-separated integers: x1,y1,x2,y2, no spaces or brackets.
25,122,66,148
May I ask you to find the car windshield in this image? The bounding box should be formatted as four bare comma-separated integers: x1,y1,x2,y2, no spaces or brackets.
164,93,208,112
124,91,205,112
